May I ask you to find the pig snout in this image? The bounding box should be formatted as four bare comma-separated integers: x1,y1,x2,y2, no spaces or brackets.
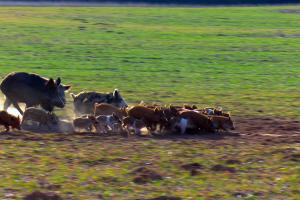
54,96,66,108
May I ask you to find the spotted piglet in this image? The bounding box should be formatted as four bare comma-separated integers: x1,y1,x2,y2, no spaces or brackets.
93,113,122,134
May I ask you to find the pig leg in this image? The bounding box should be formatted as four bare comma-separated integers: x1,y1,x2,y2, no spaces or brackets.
5,125,10,132
104,125,110,134
94,124,100,133
111,123,117,132
21,112,28,125
115,123,122,132
12,101,24,115
125,125,132,135
133,122,142,135
3,98,12,111
97,124,107,134
134,127,141,135
87,125,93,132
179,118,188,134
98,125,107,134
171,122,177,132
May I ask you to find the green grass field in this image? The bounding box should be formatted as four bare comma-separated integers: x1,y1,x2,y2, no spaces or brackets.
0,6,299,200
0,132,300,200
0,6,299,118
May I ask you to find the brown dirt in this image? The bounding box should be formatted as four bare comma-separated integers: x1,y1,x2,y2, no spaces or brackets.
37,179,62,190
234,117,300,144
23,191,62,200
225,159,242,165
0,116,299,145
181,163,203,176
283,153,300,162
0,116,298,199
148,116,300,145
210,164,236,173
145,196,182,200
131,167,163,184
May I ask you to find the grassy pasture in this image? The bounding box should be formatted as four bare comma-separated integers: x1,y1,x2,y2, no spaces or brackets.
0,5,299,200
0,132,300,199
0,6,299,118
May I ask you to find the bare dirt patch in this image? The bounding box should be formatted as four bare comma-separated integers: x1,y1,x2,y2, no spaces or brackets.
0,116,299,199
225,159,242,165
210,164,236,173
0,116,299,145
234,117,300,144
181,163,203,176
23,191,62,200
146,196,182,200
131,167,163,184
283,153,300,162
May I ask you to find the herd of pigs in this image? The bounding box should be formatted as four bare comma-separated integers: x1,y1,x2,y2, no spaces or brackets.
0,72,235,135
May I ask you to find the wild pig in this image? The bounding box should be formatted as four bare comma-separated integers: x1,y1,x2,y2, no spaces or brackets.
0,110,21,131
122,116,146,135
22,107,59,128
93,113,122,134
94,103,127,119
179,110,214,133
210,115,235,131
0,72,71,115
127,105,164,131
70,89,127,115
73,115,95,132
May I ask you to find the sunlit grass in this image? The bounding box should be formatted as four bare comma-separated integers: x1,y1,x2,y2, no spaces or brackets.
0,7,299,198
0,6,299,118
0,133,299,199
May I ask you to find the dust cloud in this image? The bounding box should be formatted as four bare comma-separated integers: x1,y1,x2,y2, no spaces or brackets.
0,96,24,117
0,95,75,133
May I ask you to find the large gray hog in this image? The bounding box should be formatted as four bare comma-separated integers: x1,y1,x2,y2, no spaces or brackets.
70,89,128,115
0,72,71,115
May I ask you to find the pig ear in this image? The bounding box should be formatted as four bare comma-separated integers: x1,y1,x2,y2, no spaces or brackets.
56,77,61,86
82,98,88,103
70,93,76,99
113,89,119,99
46,78,56,89
63,85,71,91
